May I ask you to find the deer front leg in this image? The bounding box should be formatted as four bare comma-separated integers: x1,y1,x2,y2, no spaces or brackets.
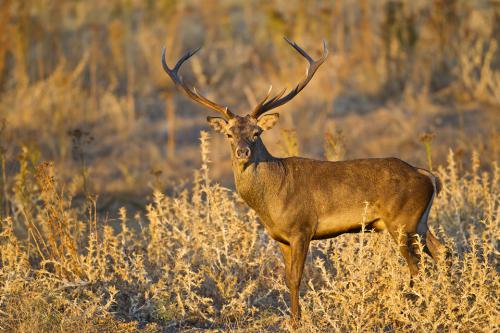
278,243,292,288
289,234,310,328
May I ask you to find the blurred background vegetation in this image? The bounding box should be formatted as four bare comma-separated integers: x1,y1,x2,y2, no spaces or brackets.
1,0,499,212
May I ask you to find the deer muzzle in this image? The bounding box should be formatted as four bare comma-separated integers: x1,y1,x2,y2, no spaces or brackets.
235,146,251,160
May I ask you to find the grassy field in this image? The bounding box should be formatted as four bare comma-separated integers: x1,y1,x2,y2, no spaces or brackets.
0,0,499,332
0,136,498,332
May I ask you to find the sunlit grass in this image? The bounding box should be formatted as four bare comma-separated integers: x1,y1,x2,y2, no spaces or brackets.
0,134,497,332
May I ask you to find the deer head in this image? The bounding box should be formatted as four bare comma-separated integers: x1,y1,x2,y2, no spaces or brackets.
161,38,328,164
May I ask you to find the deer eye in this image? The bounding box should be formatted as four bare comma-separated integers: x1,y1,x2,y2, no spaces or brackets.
226,134,233,139
252,132,259,140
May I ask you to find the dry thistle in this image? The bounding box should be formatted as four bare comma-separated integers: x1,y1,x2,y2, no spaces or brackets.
419,131,435,171
199,130,211,224
149,168,163,192
324,130,345,161
199,130,211,188
279,128,299,157
68,128,94,197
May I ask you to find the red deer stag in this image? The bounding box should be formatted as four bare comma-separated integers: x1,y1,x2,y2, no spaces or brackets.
161,38,445,327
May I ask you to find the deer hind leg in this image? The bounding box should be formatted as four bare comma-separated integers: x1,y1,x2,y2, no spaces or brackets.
426,230,446,262
384,214,423,287
387,201,439,284
388,229,421,279
415,190,446,263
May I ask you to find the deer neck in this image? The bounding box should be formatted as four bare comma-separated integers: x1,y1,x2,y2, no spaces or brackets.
231,139,284,213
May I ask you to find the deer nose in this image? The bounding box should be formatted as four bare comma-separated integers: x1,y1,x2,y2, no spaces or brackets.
235,147,251,159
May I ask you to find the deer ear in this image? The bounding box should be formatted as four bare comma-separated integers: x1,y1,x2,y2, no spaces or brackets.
257,113,279,131
207,116,228,134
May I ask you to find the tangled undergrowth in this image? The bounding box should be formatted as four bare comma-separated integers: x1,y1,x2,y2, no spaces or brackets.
0,134,498,332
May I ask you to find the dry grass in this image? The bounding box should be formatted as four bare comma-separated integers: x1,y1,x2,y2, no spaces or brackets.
0,134,498,332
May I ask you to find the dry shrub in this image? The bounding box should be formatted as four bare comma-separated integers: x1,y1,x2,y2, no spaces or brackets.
0,134,498,332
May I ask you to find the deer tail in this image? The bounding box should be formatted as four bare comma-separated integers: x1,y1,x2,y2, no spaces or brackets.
417,168,442,196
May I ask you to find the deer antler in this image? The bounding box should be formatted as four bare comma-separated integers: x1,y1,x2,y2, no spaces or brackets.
161,47,235,119
251,38,328,118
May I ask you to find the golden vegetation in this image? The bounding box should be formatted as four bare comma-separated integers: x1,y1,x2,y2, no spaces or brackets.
0,0,499,332
0,134,498,332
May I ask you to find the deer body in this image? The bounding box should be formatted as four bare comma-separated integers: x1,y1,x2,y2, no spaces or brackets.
161,38,445,328
233,153,435,244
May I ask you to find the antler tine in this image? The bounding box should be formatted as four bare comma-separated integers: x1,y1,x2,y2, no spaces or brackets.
161,47,234,119
252,85,273,110
284,37,314,63
252,85,287,112
251,38,328,118
264,87,287,105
